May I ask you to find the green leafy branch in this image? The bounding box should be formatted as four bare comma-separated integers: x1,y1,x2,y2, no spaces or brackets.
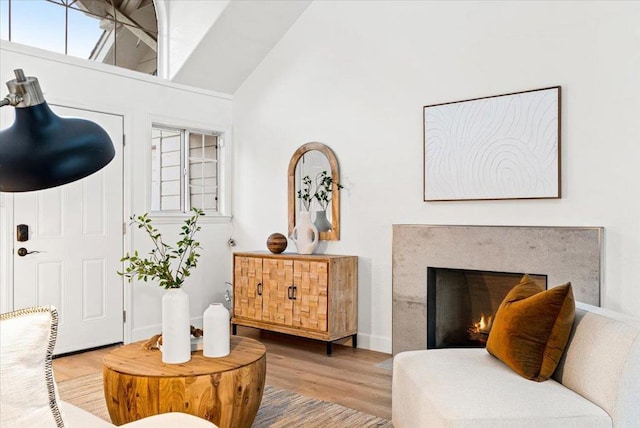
118,208,205,289
297,171,343,211
314,170,343,211
296,175,314,211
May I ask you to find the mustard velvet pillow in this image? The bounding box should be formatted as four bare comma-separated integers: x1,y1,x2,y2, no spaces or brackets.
486,275,575,381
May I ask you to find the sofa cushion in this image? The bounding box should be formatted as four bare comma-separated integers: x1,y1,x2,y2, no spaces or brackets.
392,348,611,428
0,306,64,428
486,275,575,381
59,402,219,428
121,412,220,427
58,401,115,428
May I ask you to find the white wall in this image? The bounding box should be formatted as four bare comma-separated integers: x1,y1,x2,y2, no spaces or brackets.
232,1,640,353
0,41,235,342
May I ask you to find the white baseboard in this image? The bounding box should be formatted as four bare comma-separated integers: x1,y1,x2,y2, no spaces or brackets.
353,332,392,354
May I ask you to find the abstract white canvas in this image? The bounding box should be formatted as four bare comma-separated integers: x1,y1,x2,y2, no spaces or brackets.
423,87,560,201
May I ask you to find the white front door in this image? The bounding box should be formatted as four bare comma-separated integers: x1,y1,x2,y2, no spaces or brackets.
12,106,124,355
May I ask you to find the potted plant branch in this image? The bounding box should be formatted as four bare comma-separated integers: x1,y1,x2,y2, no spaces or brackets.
118,208,204,289
314,170,343,210
296,175,314,211
293,171,343,253
118,207,205,364
313,170,342,232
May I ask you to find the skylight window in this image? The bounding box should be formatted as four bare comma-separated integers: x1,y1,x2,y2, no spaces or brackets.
0,0,158,75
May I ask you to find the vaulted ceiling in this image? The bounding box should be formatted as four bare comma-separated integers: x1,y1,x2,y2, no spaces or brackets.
170,0,312,94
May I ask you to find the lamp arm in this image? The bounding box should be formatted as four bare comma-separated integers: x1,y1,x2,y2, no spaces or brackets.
1,93,24,107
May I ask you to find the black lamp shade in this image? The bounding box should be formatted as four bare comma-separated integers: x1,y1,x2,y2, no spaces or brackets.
0,101,115,192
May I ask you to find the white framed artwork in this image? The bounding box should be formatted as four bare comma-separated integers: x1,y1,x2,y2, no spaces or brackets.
423,86,561,201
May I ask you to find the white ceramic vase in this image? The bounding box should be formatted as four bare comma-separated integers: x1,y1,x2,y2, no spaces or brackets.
203,303,230,358
161,288,191,364
313,210,332,232
290,211,318,254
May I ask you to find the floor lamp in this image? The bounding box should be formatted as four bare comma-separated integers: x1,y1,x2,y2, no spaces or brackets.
0,69,115,192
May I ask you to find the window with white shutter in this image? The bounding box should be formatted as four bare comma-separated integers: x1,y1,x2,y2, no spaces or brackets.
151,125,219,214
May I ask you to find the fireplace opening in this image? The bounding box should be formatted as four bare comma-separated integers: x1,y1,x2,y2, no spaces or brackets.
426,267,546,349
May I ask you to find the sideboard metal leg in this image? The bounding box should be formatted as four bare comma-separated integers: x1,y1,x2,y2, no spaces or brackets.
352,334,358,348
232,324,237,335
326,341,333,356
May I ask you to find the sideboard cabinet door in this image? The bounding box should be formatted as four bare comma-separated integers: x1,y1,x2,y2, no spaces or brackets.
292,260,329,332
262,258,294,325
233,256,263,321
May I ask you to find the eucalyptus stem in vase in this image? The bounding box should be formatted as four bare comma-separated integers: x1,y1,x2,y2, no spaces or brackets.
292,175,319,254
295,170,343,235
296,175,313,211
118,207,205,289
314,170,343,212
118,208,205,364
313,170,343,232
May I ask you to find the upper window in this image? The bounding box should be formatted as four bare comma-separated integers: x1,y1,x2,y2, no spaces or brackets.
0,0,158,75
151,125,220,214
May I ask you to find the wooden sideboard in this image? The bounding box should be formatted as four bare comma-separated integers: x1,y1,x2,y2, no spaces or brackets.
232,252,357,355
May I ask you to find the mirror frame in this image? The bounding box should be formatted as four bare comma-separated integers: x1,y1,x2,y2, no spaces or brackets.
288,142,340,241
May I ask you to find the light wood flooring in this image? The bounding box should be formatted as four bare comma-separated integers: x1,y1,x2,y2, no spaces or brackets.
52,326,393,420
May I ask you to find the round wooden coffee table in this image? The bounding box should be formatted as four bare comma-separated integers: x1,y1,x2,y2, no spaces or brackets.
103,336,266,427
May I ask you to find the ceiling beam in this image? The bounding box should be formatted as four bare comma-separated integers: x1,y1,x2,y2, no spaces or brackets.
109,4,157,52
76,0,157,52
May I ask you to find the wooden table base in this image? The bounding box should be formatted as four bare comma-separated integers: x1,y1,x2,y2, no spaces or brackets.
103,336,266,427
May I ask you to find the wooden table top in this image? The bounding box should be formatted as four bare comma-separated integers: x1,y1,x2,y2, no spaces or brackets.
103,336,266,377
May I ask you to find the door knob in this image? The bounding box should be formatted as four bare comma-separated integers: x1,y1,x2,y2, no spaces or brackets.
17,247,40,257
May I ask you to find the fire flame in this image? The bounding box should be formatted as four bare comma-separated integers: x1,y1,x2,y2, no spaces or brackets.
470,313,493,334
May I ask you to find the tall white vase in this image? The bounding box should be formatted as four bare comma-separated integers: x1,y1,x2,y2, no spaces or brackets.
290,211,318,255
161,288,191,364
203,303,230,358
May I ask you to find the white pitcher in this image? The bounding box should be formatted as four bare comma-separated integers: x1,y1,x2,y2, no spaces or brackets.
290,211,318,254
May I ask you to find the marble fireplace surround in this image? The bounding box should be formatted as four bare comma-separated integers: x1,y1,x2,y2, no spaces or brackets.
392,225,603,355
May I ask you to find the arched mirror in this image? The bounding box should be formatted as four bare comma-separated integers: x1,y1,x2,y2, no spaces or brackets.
288,143,340,241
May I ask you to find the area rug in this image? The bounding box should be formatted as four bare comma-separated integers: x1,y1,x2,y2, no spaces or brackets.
57,373,391,427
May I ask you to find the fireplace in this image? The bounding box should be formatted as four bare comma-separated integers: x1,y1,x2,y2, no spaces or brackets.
426,267,546,349
392,225,602,355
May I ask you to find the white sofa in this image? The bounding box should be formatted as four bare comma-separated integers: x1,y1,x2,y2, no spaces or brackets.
392,303,640,427
59,403,217,427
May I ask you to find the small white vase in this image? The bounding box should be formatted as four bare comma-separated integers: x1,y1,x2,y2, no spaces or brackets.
313,210,332,232
290,211,319,255
203,303,230,358
161,288,191,364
